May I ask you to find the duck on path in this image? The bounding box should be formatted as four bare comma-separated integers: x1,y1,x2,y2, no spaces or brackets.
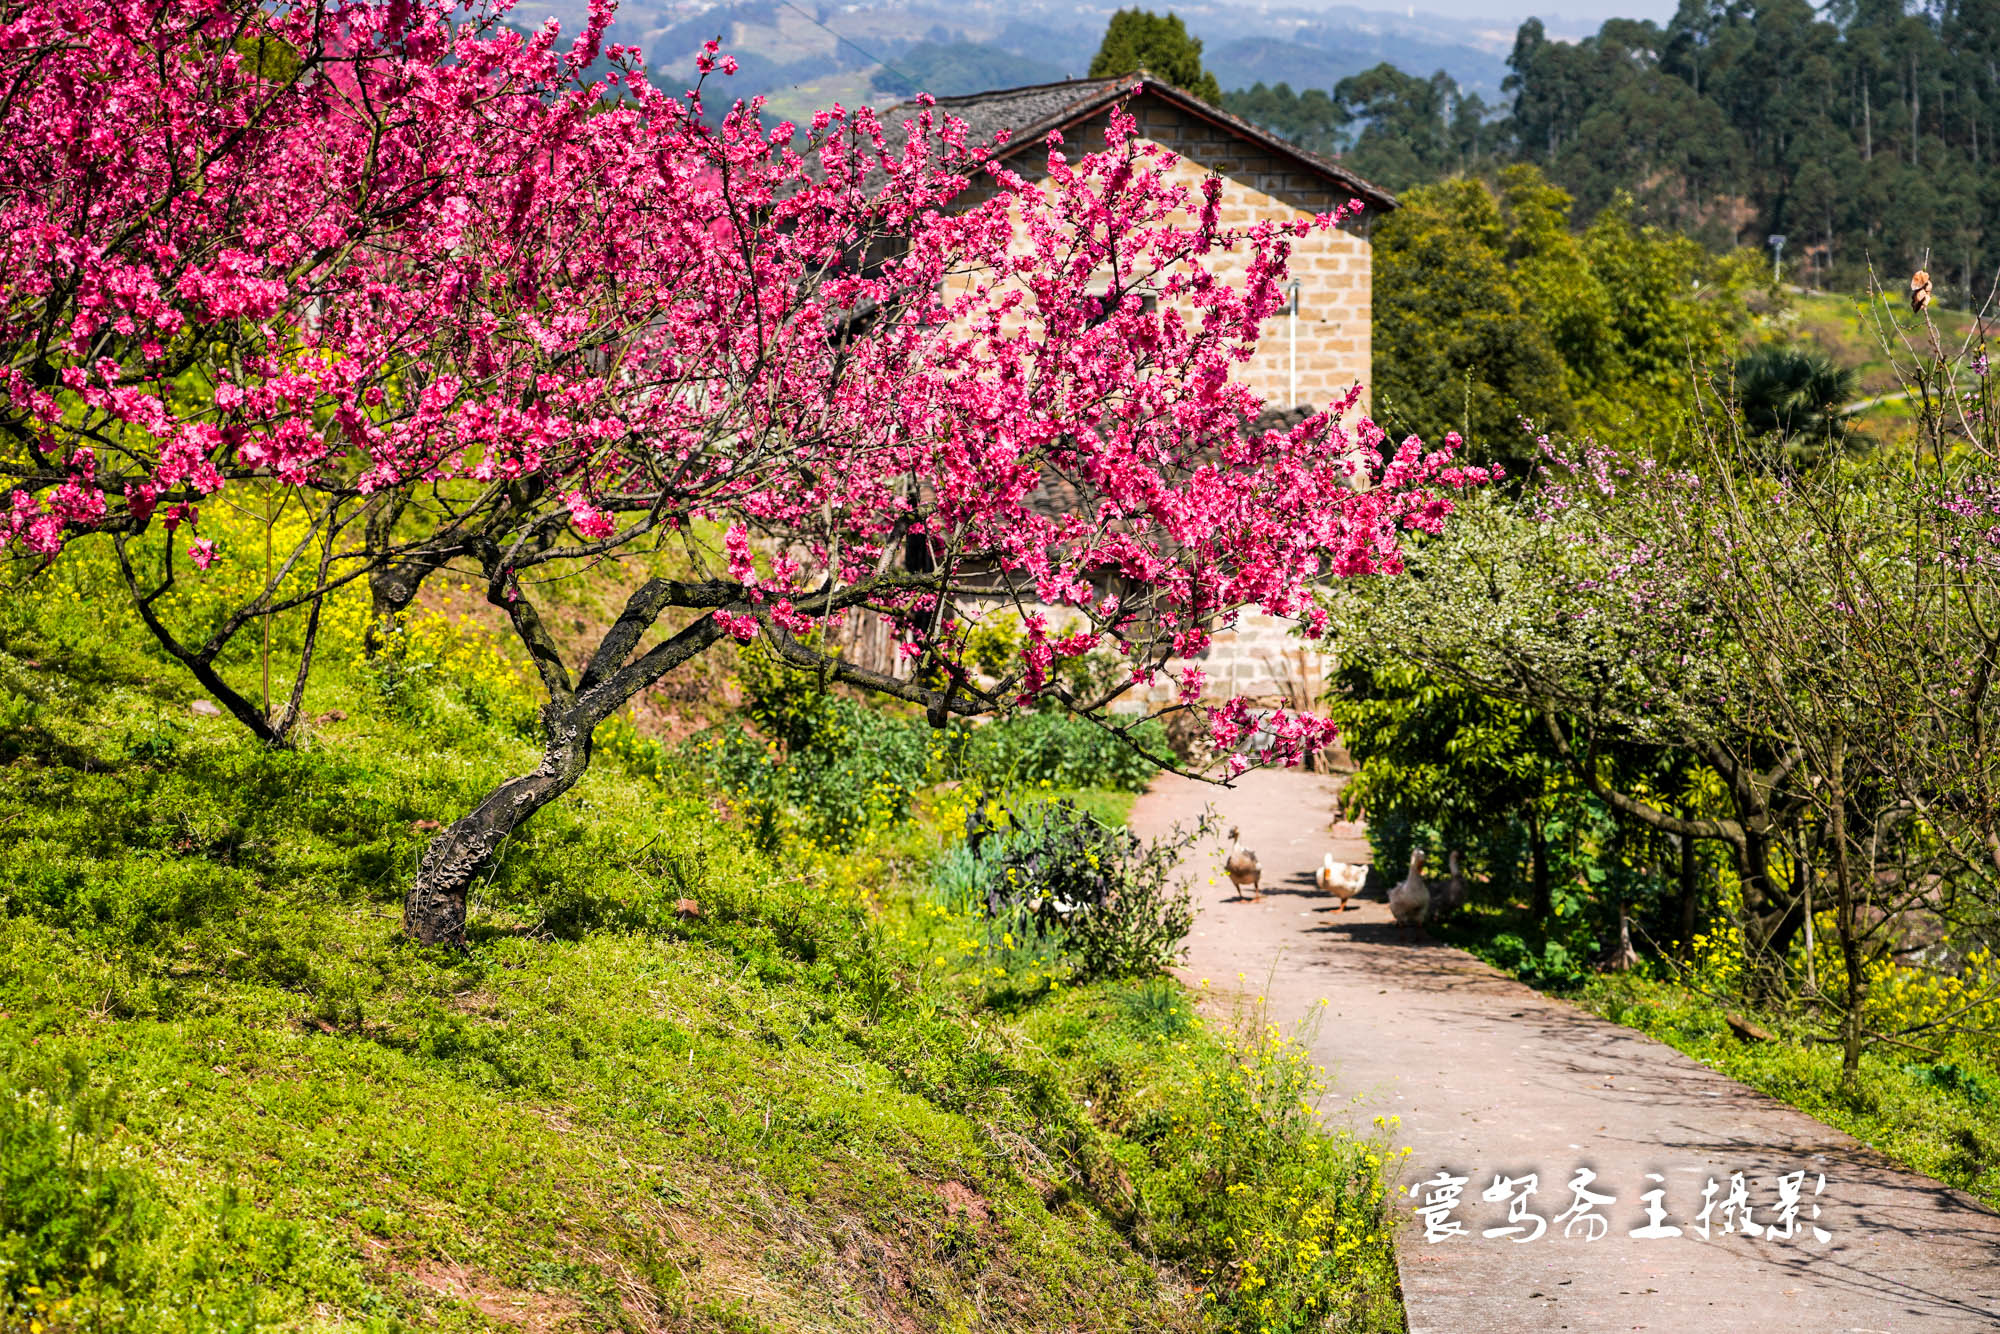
1388,848,1429,930
1316,854,1368,910
1224,827,1262,900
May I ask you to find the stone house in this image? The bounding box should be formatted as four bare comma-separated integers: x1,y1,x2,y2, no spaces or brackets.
842,76,1396,722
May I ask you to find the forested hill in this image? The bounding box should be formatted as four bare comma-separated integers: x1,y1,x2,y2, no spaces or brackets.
1225,0,2000,300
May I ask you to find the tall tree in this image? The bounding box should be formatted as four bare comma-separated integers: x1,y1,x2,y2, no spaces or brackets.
1369,178,1575,472
1088,8,1222,102
0,0,1484,944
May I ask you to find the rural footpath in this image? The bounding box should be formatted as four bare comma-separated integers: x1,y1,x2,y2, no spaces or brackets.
1132,767,2000,1334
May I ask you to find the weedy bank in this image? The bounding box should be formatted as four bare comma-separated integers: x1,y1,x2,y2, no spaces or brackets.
0,539,1402,1333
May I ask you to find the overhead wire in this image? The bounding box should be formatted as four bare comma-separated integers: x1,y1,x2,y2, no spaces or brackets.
762,0,928,98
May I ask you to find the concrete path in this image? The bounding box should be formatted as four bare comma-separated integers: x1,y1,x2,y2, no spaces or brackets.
1132,767,2000,1333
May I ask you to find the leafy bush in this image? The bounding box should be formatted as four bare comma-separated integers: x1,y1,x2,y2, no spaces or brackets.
953,798,1207,982
680,646,1166,850
1481,932,1588,990
681,643,935,850
956,709,1166,793
0,1053,159,1305
1904,1061,1997,1108
688,702,932,850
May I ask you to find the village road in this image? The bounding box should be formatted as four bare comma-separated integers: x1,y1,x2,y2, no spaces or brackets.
1131,766,2000,1334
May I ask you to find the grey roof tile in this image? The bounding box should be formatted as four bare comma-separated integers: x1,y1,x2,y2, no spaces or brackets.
880,76,1396,212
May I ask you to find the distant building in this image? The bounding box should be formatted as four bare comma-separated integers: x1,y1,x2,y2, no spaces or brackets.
893,75,1393,417
844,76,1395,732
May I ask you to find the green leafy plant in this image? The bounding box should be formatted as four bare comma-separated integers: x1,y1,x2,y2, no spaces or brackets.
0,1053,159,1305
957,710,1166,794
958,798,1208,982
1904,1061,1996,1108
1480,932,1588,990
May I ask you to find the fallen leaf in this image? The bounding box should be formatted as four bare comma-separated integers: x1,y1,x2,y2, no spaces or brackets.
675,898,700,918
189,699,222,717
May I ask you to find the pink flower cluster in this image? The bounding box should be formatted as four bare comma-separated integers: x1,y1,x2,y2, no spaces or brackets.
0,0,1487,770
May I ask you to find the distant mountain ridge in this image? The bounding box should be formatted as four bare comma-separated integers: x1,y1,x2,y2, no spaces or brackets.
506,0,1513,120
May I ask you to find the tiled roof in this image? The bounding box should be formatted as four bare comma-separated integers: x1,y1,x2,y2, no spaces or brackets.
881,75,1397,213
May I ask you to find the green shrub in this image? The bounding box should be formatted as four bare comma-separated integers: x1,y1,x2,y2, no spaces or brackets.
1481,932,1588,990
956,710,1165,793
679,643,937,850
1904,1061,1996,1108
950,798,1207,982
0,1053,159,1304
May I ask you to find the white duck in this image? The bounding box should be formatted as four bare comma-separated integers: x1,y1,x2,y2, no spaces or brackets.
1315,854,1369,911
1224,826,1263,900
1388,848,1430,929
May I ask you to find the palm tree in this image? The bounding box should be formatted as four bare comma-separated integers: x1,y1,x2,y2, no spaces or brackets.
1729,345,1857,462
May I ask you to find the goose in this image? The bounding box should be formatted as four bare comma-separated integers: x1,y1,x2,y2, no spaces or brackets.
1224,827,1262,900
1315,854,1368,910
1388,848,1429,929
1429,849,1466,922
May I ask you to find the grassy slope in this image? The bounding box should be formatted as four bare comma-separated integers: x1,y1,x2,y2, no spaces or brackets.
0,574,1400,1332
1774,288,1984,448
1437,904,2000,1212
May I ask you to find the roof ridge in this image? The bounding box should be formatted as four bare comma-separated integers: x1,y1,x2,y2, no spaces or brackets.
906,74,1126,108
877,77,1397,213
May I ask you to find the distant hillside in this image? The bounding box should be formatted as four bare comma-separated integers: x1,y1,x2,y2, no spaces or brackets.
613,0,1510,119
1203,29,1505,99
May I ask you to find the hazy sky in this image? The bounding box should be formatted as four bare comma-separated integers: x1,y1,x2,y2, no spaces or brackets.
1521,0,1680,24
1365,0,1681,31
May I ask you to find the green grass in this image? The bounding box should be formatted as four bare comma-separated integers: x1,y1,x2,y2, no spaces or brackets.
0,553,1401,1333
1438,902,2000,1212
1774,289,1984,447
1584,976,2000,1209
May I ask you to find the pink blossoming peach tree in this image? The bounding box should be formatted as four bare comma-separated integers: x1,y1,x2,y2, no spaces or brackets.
0,0,1487,944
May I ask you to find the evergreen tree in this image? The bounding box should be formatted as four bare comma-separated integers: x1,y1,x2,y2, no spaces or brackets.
1230,0,2000,298
1088,9,1222,102
1369,178,1575,474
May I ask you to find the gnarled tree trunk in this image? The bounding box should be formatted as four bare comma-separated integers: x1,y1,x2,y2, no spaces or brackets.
404,705,595,945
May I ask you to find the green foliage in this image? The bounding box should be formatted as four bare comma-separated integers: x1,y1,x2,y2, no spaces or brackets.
1236,5,2000,298
958,798,1205,982
1573,971,2000,1209
1333,64,1495,192
959,710,1166,794
1219,82,1344,157
1220,67,1497,186
680,636,1166,851
1022,989,1403,1333
1503,4,2000,293
0,1053,160,1304
1327,655,1559,888
1480,933,1586,990
0,565,1405,1331
1369,176,1575,471
684,642,935,850
1111,1005,1403,1333
1370,167,1754,468
1728,344,1856,457
1088,8,1222,102
1904,1061,1997,1108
